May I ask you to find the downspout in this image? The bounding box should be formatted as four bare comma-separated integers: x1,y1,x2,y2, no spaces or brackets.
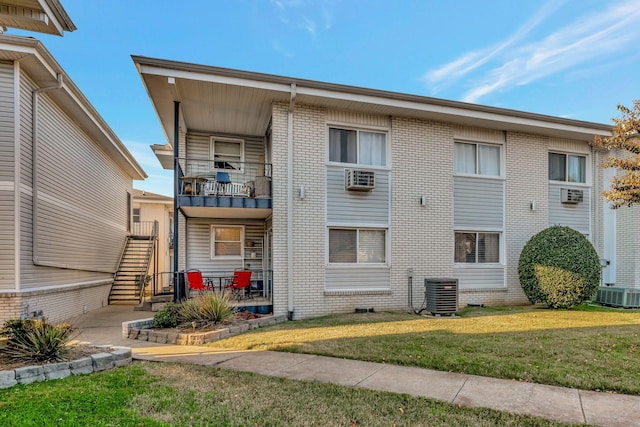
287,83,296,320
173,101,180,302
32,73,63,265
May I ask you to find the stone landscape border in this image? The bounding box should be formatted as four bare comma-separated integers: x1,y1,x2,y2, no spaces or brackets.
124,314,288,345
0,347,132,389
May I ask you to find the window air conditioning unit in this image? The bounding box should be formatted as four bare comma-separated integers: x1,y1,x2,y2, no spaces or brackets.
561,188,583,204
345,169,375,191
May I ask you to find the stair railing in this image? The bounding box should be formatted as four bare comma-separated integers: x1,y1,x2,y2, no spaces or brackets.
137,220,159,302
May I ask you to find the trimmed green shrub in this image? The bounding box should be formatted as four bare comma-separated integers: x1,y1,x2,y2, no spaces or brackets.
152,302,181,328
518,225,600,308
0,318,74,362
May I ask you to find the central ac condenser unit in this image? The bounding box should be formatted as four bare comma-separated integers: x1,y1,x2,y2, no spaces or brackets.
425,278,458,315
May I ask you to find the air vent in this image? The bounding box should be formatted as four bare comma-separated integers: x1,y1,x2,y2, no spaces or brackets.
595,286,640,308
425,278,458,316
345,169,375,191
561,188,583,204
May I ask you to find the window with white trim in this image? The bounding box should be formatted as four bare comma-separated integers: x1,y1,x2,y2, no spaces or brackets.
211,225,243,258
454,232,500,263
548,152,586,183
133,208,141,223
329,228,386,264
210,138,244,170
329,128,387,167
454,142,501,176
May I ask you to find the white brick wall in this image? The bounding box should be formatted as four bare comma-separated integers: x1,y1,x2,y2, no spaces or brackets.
391,117,454,309
269,103,615,317
0,282,111,324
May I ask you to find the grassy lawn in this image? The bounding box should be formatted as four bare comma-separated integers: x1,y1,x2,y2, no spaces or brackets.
0,361,586,427
207,304,640,395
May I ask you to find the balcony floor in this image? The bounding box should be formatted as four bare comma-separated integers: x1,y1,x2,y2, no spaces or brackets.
178,195,272,219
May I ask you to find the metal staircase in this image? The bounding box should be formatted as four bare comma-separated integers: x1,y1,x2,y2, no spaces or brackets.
109,221,158,305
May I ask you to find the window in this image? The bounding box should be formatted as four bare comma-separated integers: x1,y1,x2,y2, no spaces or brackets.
549,153,586,183
329,128,386,166
133,208,141,223
454,142,501,176
454,232,500,263
329,228,386,263
211,226,243,258
210,138,243,170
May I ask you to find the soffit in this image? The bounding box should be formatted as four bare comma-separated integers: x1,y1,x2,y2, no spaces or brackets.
134,56,612,149
0,0,75,35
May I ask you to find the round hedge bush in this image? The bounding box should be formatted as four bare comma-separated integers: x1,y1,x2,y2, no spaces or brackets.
518,225,600,309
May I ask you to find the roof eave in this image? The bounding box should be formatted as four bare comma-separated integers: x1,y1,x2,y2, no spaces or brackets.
132,55,613,143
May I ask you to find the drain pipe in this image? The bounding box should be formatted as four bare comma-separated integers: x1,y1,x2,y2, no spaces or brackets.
32,73,64,264
287,83,296,321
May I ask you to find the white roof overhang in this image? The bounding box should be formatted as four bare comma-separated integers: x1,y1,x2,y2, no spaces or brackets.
0,0,76,36
0,35,145,179
132,55,612,169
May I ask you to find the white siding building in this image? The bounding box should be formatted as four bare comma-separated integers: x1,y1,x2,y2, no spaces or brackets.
0,35,145,323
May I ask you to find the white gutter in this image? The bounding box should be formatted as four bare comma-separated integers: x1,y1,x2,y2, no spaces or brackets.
287,83,296,320
32,73,63,265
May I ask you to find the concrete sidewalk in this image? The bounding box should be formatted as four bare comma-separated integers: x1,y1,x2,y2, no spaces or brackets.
70,305,640,427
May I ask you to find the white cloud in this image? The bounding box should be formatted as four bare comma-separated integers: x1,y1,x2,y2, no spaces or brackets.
423,0,640,103
271,40,295,58
270,0,333,39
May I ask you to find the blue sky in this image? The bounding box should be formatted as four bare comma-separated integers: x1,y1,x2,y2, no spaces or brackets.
9,0,640,196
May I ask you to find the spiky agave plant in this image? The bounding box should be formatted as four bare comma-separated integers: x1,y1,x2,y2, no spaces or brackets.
0,319,75,363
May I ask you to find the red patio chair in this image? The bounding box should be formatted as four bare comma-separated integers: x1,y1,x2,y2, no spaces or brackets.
224,270,252,300
185,270,213,296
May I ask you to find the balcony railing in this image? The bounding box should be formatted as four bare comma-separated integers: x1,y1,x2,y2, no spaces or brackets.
177,158,272,199
131,220,158,238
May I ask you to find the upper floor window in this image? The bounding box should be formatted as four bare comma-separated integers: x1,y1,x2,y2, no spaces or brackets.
329,228,386,264
210,138,244,170
329,128,387,167
549,153,586,183
133,208,141,223
454,142,501,177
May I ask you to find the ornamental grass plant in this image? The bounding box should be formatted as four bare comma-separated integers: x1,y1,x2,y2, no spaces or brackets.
0,318,75,363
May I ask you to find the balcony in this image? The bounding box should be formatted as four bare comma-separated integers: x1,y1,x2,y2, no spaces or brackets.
176,158,272,218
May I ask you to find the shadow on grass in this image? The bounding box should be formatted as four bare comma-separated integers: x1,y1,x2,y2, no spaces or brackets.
208,306,640,394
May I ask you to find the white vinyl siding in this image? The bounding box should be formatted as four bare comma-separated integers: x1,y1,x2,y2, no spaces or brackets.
453,173,505,289
186,133,263,163
454,176,504,229
325,267,390,292
186,219,264,272
22,82,129,281
326,166,390,224
453,266,505,290
0,61,14,289
548,183,591,235
0,61,13,181
325,123,391,292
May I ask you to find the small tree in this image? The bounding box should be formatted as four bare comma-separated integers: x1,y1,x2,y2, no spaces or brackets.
592,100,640,208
